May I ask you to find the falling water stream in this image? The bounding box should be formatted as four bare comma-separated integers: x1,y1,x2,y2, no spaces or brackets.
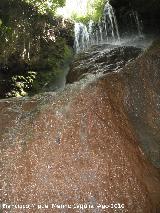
54,1,146,91
74,2,143,53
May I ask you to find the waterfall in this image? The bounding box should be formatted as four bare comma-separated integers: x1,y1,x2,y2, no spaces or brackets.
104,2,120,41
88,20,94,45
132,11,143,36
127,10,143,37
74,22,90,53
98,21,103,42
74,2,120,53
74,2,143,53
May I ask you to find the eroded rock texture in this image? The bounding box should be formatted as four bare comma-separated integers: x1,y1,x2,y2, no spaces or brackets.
67,44,142,83
1,40,160,212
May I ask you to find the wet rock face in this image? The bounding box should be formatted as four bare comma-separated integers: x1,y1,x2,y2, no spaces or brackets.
123,41,160,168
1,41,160,212
110,0,160,35
67,44,142,83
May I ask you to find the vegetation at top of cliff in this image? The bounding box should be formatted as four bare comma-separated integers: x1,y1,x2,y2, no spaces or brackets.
23,0,66,14
0,0,74,98
71,0,107,23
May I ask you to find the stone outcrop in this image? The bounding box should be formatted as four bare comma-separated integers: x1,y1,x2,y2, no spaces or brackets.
67,44,142,83
1,40,160,212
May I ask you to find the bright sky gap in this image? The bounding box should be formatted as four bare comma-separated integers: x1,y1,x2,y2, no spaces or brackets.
56,0,94,18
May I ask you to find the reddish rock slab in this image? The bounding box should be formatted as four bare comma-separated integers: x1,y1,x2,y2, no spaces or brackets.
1,41,160,212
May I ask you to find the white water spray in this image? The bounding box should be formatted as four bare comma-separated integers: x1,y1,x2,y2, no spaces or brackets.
104,2,120,41
74,2,120,53
74,2,143,53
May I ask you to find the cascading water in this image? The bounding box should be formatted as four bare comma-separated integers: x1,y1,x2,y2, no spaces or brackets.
74,23,90,53
132,11,143,37
104,2,120,41
74,2,120,53
74,2,143,53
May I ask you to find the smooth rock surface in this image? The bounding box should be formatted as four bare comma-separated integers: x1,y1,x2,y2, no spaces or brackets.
1,40,160,212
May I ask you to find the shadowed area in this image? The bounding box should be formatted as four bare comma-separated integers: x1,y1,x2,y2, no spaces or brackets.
0,40,160,212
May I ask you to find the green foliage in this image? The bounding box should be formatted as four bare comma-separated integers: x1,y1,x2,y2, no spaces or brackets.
31,38,73,94
6,72,37,97
0,0,74,98
91,0,107,21
71,0,107,23
64,43,73,60
23,0,66,14
71,13,92,24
